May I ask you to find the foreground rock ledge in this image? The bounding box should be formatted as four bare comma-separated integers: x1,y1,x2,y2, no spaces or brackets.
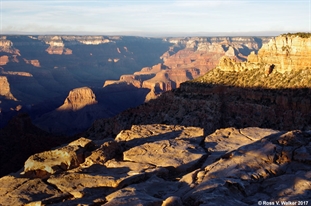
1,125,311,205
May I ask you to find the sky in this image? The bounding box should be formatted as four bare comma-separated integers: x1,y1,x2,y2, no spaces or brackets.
0,0,310,37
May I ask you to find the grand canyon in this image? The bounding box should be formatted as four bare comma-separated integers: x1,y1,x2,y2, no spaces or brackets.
1,33,311,205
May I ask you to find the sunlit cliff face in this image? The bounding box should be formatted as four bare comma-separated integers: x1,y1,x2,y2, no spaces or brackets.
57,87,98,112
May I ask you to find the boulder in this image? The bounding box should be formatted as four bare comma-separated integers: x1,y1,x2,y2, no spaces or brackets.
22,137,94,178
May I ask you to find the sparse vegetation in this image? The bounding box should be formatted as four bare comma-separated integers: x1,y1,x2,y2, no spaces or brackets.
281,32,311,38
190,66,311,89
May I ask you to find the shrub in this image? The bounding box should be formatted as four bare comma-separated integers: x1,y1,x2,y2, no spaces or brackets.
281,32,311,38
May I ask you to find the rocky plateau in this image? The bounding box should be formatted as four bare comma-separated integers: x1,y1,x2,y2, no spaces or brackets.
1,125,311,205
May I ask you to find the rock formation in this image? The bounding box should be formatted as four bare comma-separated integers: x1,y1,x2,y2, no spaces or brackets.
23,58,41,67
103,36,270,100
0,56,9,66
1,125,311,205
0,35,173,129
0,76,16,100
253,34,311,73
216,34,311,74
57,87,98,111
1,33,311,205
87,34,311,138
33,86,150,135
0,37,20,55
0,113,68,177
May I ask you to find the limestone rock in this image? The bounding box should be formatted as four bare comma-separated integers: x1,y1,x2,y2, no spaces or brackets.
124,139,205,173
0,76,17,100
118,124,206,173
22,137,94,178
203,127,280,166
23,58,41,67
104,176,181,206
215,34,311,74
257,35,311,73
58,87,97,111
0,175,62,206
0,37,20,55
83,140,120,166
0,55,9,65
182,128,311,205
1,126,311,205
116,124,204,149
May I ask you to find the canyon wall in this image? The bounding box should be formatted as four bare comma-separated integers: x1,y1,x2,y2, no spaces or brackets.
0,35,268,134
0,35,172,128
103,36,270,100
87,34,311,138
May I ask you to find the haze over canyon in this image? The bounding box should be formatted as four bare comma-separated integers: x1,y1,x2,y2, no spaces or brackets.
0,35,270,135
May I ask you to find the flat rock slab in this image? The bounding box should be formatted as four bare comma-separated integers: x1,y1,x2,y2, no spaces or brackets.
47,164,147,194
119,124,206,173
2,126,311,205
116,124,204,149
104,176,182,206
183,129,311,205
203,127,281,166
124,139,206,173
0,175,62,206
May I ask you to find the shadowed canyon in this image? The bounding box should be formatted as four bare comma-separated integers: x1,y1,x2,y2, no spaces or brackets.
1,33,311,205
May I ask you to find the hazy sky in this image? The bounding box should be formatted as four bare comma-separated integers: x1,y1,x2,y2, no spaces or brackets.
0,0,310,36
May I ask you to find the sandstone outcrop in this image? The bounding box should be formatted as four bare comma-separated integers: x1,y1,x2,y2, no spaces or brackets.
0,76,16,100
33,87,100,135
33,85,150,135
216,34,311,74
0,70,33,77
23,58,41,67
57,87,97,111
22,137,94,178
40,36,72,55
0,56,9,66
0,37,20,55
255,34,311,73
1,126,310,205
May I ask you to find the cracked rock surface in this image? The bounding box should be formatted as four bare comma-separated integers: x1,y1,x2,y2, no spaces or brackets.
1,125,311,205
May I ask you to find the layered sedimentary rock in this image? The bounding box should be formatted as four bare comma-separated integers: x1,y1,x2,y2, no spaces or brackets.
57,87,97,111
0,35,173,130
103,36,270,100
33,86,150,135
1,126,310,205
218,34,311,74
0,56,9,66
253,34,311,73
0,37,20,55
33,87,99,134
88,34,311,139
41,36,73,55
0,76,16,100
23,58,41,67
